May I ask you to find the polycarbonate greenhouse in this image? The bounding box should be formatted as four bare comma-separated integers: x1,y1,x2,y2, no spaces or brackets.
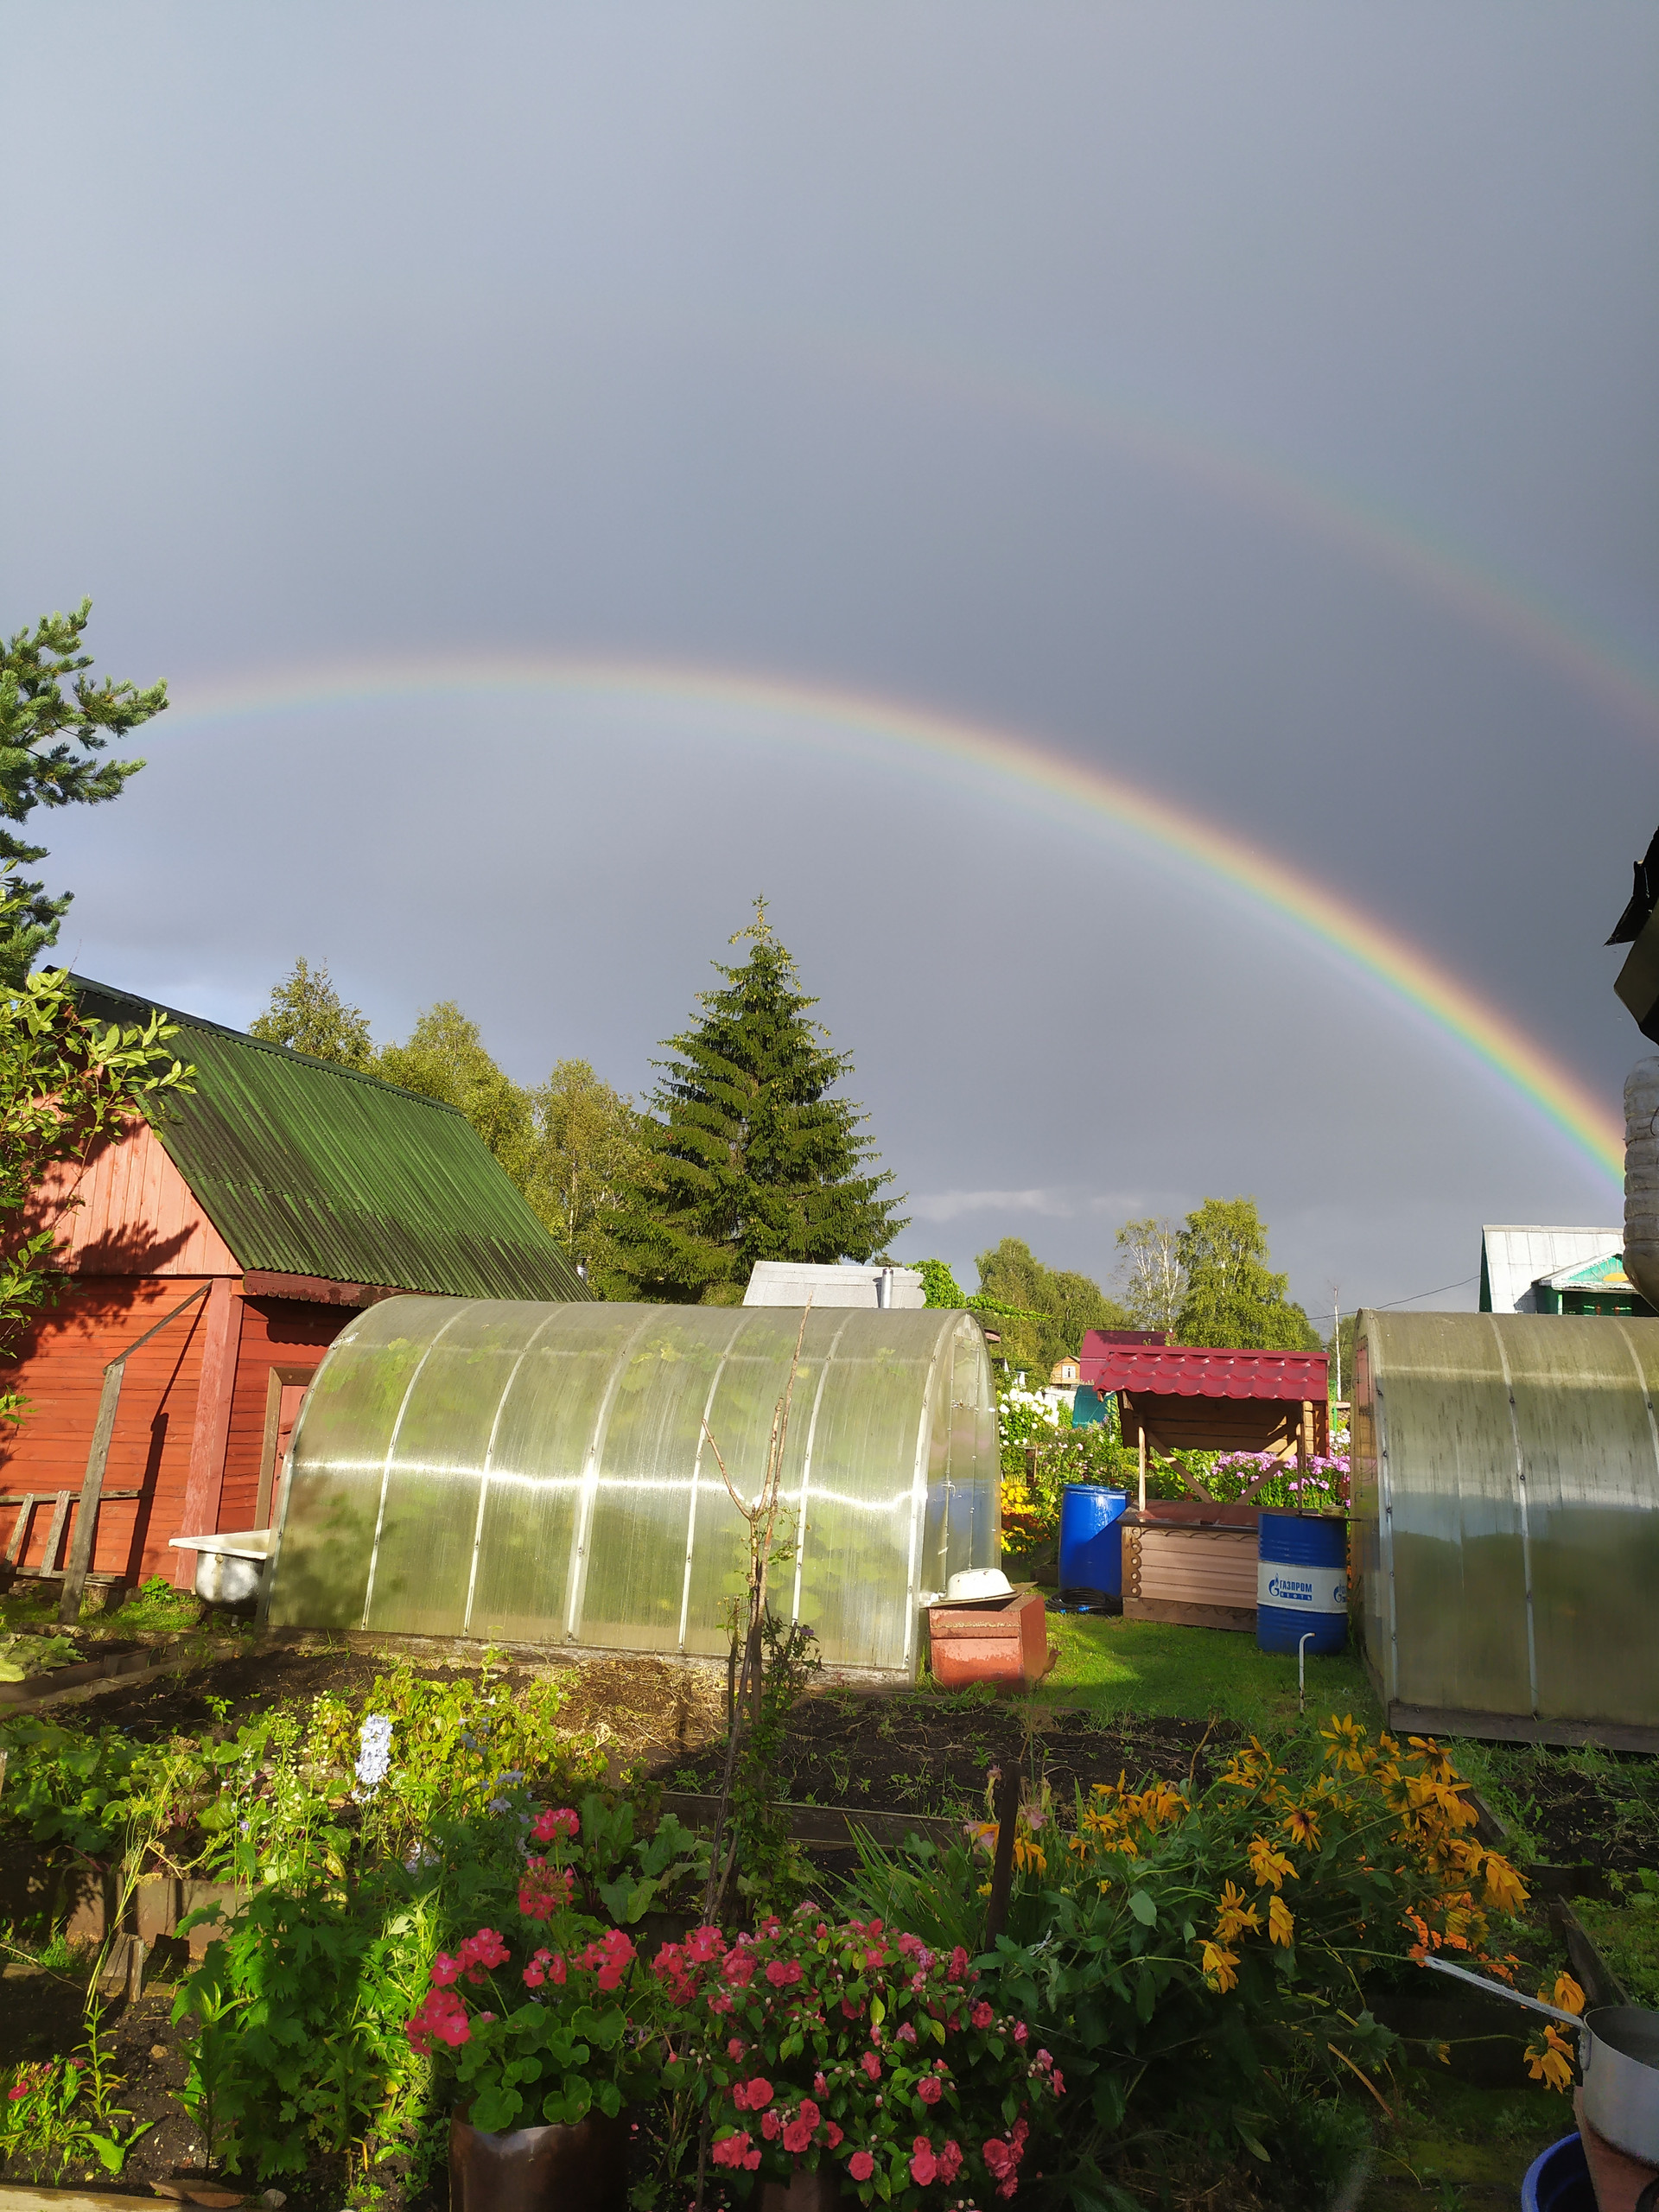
1352,1309,1659,1749
264,1297,999,1676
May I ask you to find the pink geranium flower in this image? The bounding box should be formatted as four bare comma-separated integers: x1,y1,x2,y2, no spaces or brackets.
528,1805,580,1843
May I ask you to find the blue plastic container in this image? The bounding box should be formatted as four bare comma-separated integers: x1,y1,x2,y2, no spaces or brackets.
1521,2133,1593,2212
1256,1510,1349,1655
1058,1485,1129,1602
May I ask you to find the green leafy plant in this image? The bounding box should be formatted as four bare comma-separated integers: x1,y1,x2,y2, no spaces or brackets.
1,2005,155,2180
848,1721,1532,2206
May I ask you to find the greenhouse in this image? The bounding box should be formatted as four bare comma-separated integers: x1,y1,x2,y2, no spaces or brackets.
263,1296,998,1675
1351,1308,1659,1747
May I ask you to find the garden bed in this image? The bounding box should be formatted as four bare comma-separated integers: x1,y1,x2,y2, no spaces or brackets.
3,1626,1640,2212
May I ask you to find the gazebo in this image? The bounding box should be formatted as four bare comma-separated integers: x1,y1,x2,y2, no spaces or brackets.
1074,1336,1331,1629
1076,1334,1330,1505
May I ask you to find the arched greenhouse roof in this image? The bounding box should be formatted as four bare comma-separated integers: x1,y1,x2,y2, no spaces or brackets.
265,1297,999,1675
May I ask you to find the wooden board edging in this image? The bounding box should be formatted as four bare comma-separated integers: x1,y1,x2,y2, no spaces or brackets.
658,1791,961,1851
0,2190,167,2212
1122,1597,1255,1634
1389,1703,1659,1755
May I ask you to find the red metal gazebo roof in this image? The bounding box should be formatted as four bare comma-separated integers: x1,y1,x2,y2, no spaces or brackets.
1077,1335,1329,1402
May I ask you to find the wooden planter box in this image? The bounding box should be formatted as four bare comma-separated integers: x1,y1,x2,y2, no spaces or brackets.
1122,1518,1257,1632
926,1588,1052,1688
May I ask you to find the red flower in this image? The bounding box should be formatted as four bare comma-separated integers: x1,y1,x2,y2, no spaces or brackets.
728,2038,747,2061
782,2115,813,2153
737,2076,773,2111
686,1924,726,1963
711,2132,753,2170
518,1858,575,1921
849,2150,874,2181
825,2122,842,2148
861,2050,880,2081
918,2076,943,2104
948,1945,970,1980
938,2141,963,2183
766,1957,804,1987
798,2099,821,2131
1012,2021,1029,2046
909,2138,938,2185
405,1987,471,2052
722,1951,757,1986
760,2110,781,2141
971,2000,994,2029
528,1805,580,1843
429,1952,461,1986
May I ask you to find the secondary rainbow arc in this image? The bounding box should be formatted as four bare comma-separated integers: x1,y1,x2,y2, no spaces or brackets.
171,653,1624,1187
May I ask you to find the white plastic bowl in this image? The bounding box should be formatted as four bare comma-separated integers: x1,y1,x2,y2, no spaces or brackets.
944,1567,1014,1604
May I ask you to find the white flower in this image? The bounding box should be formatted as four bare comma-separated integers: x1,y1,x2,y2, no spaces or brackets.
354,1713,393,1796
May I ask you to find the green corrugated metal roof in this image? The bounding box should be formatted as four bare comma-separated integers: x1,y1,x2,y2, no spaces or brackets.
71,976,588,1303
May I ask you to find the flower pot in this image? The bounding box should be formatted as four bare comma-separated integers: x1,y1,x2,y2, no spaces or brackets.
758,2173,842,2212
448,2107,628,2212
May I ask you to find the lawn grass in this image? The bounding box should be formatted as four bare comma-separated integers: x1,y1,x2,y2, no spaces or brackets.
1039,1611,1382,1736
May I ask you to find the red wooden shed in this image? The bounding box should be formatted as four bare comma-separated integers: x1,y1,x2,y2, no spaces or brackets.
2,978,586,1604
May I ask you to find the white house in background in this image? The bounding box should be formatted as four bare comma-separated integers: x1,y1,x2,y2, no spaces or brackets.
743,1260,926,1309
1479,1225,1624,1313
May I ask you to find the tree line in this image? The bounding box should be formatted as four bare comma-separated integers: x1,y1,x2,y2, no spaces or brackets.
257,950,1322,1355
250,904,906,1304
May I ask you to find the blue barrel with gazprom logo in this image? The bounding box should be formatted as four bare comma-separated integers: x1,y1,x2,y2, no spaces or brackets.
1256,1511,1349,1655
1058,1486,1129,1604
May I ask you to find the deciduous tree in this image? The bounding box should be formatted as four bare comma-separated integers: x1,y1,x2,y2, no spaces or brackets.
0,948,192,1427
524,1059,658,1298
250,957,375,1070
972,1236,1129,1375
630,902,906,1303
376,1002,536,1183
1174,1197,1319,1350
1114,1216,1185,1336
0,603,167,983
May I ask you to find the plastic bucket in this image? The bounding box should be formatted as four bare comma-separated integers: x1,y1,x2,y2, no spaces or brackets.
1256,1510,1348,1655
1521,2133,1594,2212
1058,1486,1129,1603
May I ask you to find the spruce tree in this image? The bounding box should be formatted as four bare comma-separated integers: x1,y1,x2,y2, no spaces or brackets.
0,601,167,983
630,902,906,1302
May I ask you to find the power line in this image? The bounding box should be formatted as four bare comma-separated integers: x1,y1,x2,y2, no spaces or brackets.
1333,1273,1479,1319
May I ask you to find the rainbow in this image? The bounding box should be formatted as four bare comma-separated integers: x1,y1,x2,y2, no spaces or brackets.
811,334,1659,747
172,654,1624,1185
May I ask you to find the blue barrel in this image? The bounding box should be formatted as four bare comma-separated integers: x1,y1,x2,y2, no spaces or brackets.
1256,1511,1349,1655
1058,1486,1129,1602
1521,2134,1593,2212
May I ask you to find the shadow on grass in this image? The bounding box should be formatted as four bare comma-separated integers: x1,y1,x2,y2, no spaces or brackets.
1036,1612,1382,1735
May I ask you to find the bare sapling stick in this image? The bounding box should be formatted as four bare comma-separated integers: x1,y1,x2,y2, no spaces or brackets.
700,1297,813,1919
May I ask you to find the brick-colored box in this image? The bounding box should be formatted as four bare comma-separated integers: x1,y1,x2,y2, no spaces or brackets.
927,1588,1050,1688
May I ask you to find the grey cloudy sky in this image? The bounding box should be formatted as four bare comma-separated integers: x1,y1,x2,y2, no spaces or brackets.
5,3,1657,1319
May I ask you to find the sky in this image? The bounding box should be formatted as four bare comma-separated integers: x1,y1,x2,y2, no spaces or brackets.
4,3,1657,1322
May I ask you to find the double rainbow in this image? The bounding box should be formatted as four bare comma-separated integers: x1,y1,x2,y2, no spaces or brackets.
173,654,1624,1187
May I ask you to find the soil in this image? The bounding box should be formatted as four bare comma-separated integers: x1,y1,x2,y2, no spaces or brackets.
652,1686,1236,1818
1491,1753,1659,1884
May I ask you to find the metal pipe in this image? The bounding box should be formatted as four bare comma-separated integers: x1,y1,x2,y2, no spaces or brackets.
1299,1630,1314,1713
